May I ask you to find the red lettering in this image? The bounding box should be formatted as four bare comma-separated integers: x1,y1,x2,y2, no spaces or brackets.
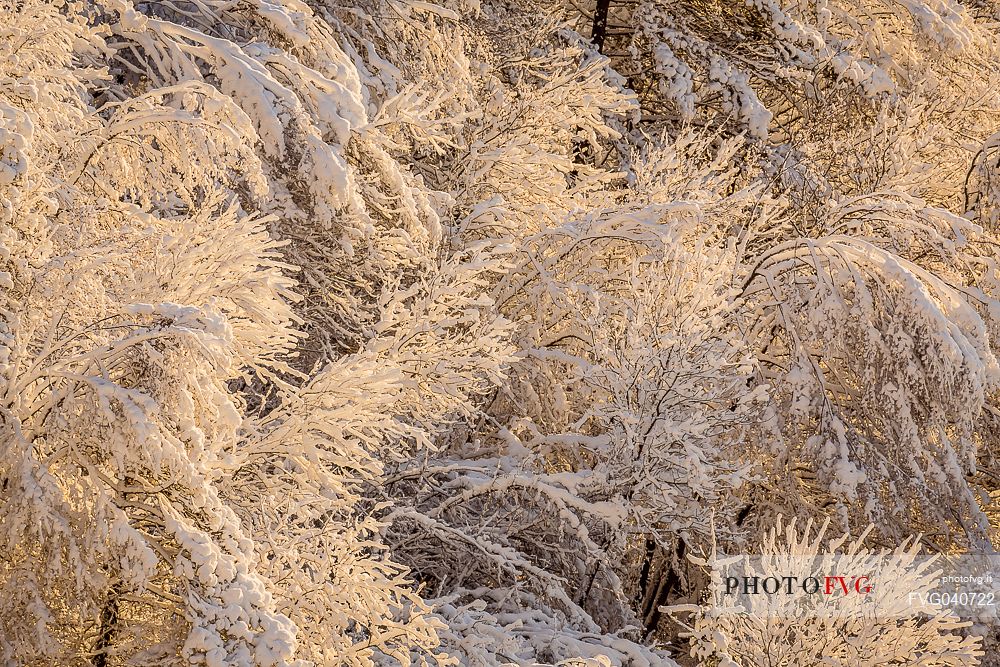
824,576,849,595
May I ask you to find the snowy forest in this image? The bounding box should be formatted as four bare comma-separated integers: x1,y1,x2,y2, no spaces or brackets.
2,0,1000,664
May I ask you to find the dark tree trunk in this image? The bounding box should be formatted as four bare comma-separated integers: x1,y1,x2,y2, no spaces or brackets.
591,0,612,53
635,537,657,607
645,539,684,634
92,586,119,667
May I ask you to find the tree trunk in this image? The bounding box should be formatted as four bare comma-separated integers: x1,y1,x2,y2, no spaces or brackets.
591,0,612,53
92,586,119,667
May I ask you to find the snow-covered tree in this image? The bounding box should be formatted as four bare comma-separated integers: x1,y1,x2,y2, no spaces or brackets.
0,2,446,664
3,0,999,664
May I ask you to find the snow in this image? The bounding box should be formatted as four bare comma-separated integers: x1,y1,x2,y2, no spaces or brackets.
3,0,1000,664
